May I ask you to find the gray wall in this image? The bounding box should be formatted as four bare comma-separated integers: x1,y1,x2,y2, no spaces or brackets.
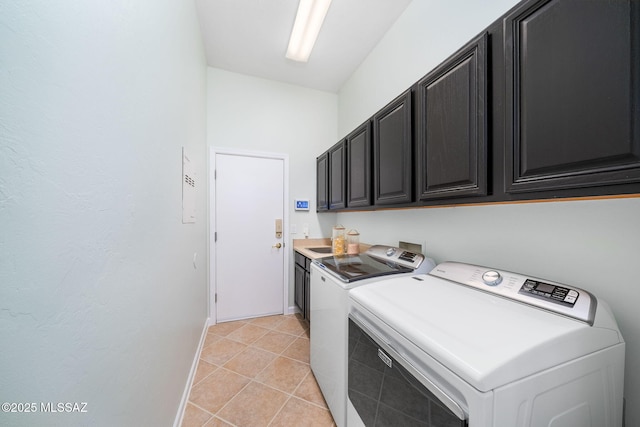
335,1,640,425
0,1,208,425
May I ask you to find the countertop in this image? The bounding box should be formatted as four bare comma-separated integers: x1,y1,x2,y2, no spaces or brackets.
293,238,370,259
293,238,331,259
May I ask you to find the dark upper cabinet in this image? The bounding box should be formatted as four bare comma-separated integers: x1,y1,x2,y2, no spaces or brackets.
504,0,640,193
329,140,347,209
415,32,488,201
316,152,329,211
373,90,413,205
316,0,640,212
346,121,372,207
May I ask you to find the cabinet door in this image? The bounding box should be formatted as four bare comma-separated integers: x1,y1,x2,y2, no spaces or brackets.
304,270,310,321
416,32,488,200
294,263,305,313
347,121,372,207
316,152,329,211
329,140,347,210
504,0,640,193
373,90,413,205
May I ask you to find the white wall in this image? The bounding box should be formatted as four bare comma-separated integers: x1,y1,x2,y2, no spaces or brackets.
338,0,521,135
0,1,207,425
207,68,338,307
335,1,640,426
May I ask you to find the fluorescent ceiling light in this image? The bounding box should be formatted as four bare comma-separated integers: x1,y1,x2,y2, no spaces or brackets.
286,0,332,62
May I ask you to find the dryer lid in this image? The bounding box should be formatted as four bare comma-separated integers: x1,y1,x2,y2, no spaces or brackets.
349,265,623,391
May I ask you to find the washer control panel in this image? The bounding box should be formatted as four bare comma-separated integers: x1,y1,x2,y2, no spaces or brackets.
366,245,433,272
429,262,596,324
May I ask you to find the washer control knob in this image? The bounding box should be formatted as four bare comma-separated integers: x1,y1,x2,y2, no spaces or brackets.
482,270,502,286
386,247,397,257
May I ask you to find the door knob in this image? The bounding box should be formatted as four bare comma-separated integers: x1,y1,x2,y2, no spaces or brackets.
272,243,282,249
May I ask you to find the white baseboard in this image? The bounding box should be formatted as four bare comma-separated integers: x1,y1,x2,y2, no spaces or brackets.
173,317,210,427
210,307,300,324
288,305,300,315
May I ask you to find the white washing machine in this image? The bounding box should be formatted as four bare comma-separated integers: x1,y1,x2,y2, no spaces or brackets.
310,245,435,427
347,262,625,427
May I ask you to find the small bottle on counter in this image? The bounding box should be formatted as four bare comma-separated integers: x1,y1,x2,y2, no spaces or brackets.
347,229,360,255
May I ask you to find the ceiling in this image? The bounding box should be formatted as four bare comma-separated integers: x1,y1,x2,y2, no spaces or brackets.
195,0,413,93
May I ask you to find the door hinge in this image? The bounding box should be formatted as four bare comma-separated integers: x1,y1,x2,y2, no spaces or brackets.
214,232,217,242
214,169,217,180
215,293,217,303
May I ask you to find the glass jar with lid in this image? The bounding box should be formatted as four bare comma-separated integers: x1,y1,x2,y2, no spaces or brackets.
347,229,360,255
332,225,346,255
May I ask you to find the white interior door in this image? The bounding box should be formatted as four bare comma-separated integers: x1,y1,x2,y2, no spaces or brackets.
213,152,286,322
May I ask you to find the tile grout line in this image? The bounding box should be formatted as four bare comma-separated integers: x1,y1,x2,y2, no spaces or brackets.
209,328,306,346
188,321,266,426
196,351,309,424
265,394,293,427
289,370,331,411
184,315,315,427
189,360,219,389
184,400,215,423
211,370,255,426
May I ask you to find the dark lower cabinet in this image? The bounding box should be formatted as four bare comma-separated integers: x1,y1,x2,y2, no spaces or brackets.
415,32,488,200
316,152,328,212
347,121,372,207
294,263,305,314
329,141,347,209
294,252,310,320
304,269,310,320
504,0,640,193
373,90,413,205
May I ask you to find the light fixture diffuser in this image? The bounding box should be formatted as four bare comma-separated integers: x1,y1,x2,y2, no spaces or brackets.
286,0,332,62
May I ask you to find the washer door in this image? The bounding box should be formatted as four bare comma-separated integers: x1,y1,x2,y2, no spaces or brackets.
348,318,467,427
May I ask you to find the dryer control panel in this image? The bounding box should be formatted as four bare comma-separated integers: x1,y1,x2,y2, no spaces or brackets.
429,262,596,325
519,279,579,306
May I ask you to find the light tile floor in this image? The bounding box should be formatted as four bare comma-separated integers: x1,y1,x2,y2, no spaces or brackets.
181,314,336,427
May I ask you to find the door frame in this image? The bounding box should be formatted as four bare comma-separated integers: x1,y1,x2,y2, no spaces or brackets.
209,147,289,325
